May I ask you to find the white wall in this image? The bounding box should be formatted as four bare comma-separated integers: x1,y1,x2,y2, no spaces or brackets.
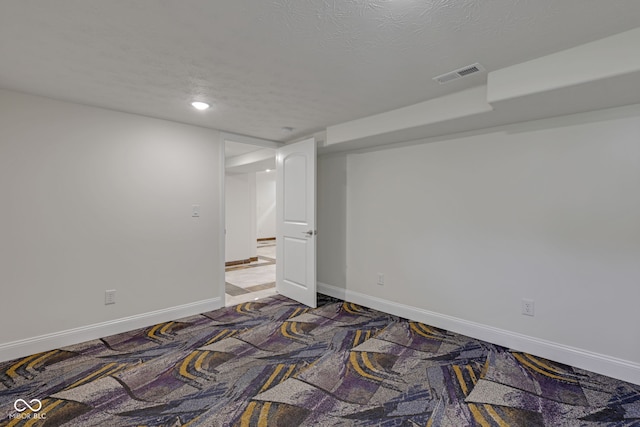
0,89,224,357
256,170,276,239
317,154,347,288
225,172,257,262
339,104,640,380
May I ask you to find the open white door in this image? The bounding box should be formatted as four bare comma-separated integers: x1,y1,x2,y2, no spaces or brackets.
276,138,317,308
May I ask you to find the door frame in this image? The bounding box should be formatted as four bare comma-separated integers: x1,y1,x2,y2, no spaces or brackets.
220,132,283,307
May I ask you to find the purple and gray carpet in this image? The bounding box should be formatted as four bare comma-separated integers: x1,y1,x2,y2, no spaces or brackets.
1,294,639,426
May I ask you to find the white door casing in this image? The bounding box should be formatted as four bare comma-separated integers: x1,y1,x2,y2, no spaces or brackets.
276,138,317,308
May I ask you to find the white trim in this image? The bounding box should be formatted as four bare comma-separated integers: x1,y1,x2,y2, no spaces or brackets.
318,282,640,386
219,135,227,306
0,297,222,363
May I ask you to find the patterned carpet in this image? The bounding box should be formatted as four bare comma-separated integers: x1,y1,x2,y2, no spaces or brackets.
1,294,639,426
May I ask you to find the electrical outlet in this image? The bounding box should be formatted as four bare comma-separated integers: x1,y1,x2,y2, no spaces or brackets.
105,289,116,305
522,298,534,316
377,273,384,286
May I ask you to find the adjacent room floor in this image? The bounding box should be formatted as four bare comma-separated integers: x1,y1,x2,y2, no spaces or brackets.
225,240,277,306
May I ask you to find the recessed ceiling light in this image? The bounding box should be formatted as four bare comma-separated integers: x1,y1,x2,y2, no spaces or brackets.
191,101,210,110
265,169,271,172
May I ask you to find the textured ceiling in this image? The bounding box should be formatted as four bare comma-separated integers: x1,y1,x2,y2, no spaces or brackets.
1,1,640,142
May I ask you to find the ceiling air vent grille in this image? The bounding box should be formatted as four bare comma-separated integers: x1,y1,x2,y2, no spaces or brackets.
433,63,485,84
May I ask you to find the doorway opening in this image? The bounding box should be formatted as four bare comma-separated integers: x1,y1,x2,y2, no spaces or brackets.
224,141,277,306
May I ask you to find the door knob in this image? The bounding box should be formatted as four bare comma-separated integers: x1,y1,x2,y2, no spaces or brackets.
302,230,317,237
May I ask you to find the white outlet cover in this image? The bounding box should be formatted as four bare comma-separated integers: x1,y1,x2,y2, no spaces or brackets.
105,290,116,305
522,298,534,316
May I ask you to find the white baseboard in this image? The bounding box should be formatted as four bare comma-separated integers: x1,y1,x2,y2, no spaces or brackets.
0,297,223,363
318,282,640,386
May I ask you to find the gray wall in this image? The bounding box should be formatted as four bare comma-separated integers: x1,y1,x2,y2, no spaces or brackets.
343,104,640,364
0,89,223,348
317,153,347,289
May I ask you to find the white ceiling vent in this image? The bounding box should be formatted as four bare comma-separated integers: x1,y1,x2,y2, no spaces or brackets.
433,63,485,84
